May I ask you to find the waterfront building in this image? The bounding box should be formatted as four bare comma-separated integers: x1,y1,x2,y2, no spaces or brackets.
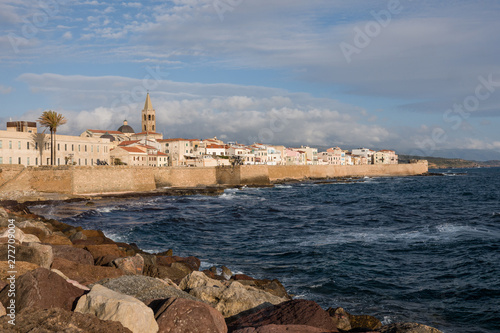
0,122,111,166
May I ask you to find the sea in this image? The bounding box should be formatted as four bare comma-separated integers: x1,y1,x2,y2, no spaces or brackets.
31,167,500,333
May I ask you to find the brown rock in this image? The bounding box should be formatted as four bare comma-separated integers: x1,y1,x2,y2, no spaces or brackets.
20,226,48,240
51,245,94,265
204,269,227,281
236,278,290,299
95,254,122,266
327,307,382,331
155,249,173,256
233,274,255,281
0,261,39,283
112,254,144,275
81,229,105,238
327,307,351,331
233,324,337,333
149,297,227,333
229,300,338,332
70,230,88,242
0,307,132,332
85,244,127,262
51,257,124,285
0,242,53,268
378,322,443,333
222,265,233,280
42,234,73,246
0,267,85,312
157,255,201,271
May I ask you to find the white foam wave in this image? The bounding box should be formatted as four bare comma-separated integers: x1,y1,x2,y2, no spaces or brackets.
275,185,292,188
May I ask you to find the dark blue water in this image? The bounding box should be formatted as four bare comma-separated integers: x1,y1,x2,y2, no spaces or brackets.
34,168,500,333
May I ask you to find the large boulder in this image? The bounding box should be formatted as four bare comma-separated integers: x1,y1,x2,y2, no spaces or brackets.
231,276,290,299
0,242,53,268
0,267,85,312
0,261,39,283
379,323,443,333
75,284,159,333
51,245,94,265
51,257,124,285
328,307,382,331
95,275,199,302
229,300,338,332
42,234,73,246
85,244,127,263
148,297,227,333
0,307,132,332
232,325,338,333
17,220,53,235
180,271,287,319
112,254,144,275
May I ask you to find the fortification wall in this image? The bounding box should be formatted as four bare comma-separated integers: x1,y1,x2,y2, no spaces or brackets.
154,167,217,188
72,166,156,194
0,162,428,196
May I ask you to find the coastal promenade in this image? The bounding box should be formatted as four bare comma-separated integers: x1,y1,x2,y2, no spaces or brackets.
0,162,428,197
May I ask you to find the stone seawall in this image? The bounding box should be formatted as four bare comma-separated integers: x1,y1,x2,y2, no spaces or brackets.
0,162,428,195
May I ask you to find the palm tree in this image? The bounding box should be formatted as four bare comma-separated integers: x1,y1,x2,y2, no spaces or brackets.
31,130,49,165
37,111,67,166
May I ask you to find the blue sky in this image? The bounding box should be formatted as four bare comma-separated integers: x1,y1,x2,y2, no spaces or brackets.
1,0,500,157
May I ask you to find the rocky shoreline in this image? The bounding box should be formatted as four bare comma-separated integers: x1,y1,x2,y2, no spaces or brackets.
0,200,444,333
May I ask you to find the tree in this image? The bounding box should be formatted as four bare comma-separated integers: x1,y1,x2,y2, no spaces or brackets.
37,111,67,166
31,130,49,165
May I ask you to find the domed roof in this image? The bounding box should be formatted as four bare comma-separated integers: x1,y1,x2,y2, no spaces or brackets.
118,120,135,134
100,132,115,142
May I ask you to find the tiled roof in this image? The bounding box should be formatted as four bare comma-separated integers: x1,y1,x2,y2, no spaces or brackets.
119,147,147,153
118,140,140,146
206,144,226,149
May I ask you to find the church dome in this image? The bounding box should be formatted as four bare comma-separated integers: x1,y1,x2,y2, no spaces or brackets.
118,120,135,134
100,132,115,142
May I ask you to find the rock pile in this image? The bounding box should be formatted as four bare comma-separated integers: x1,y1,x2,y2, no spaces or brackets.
0,203,444,333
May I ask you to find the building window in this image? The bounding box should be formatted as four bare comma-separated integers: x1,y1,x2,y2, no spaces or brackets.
27,142,30,149
78,159,80,165
148,115,151,120
9,141,12,149
35,158,38,165
58,158,60,165
9,157,12,164
27,157,30,165
144,115,146,121
85,159,87,165
0,141,2,149
18,157,21,164
72,144,74,151
91,159,93,165
97,146,99,152
85,145,87,152
18,141,21,149
144,125,146,131
91,145,93,153
35,142,38,150
65,144,67,151
78,145,80,152
58,143,60,151
0,157,2,164
152,125,155,131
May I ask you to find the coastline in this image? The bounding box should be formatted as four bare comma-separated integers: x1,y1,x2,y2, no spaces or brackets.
0,187,445,333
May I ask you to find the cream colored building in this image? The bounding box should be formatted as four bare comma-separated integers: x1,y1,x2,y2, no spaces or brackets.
1,123,111,166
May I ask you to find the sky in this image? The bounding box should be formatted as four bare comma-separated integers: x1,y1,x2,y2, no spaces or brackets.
1,0,500,157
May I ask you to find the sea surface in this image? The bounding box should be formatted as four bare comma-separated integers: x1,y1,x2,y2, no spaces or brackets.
32,167,500,333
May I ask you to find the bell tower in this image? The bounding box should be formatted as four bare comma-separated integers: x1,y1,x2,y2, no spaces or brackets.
141,93,156,132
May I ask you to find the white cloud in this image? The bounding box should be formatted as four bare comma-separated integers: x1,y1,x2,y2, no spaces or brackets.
62,31,73,40
17,72,391,148
0,85,12,94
